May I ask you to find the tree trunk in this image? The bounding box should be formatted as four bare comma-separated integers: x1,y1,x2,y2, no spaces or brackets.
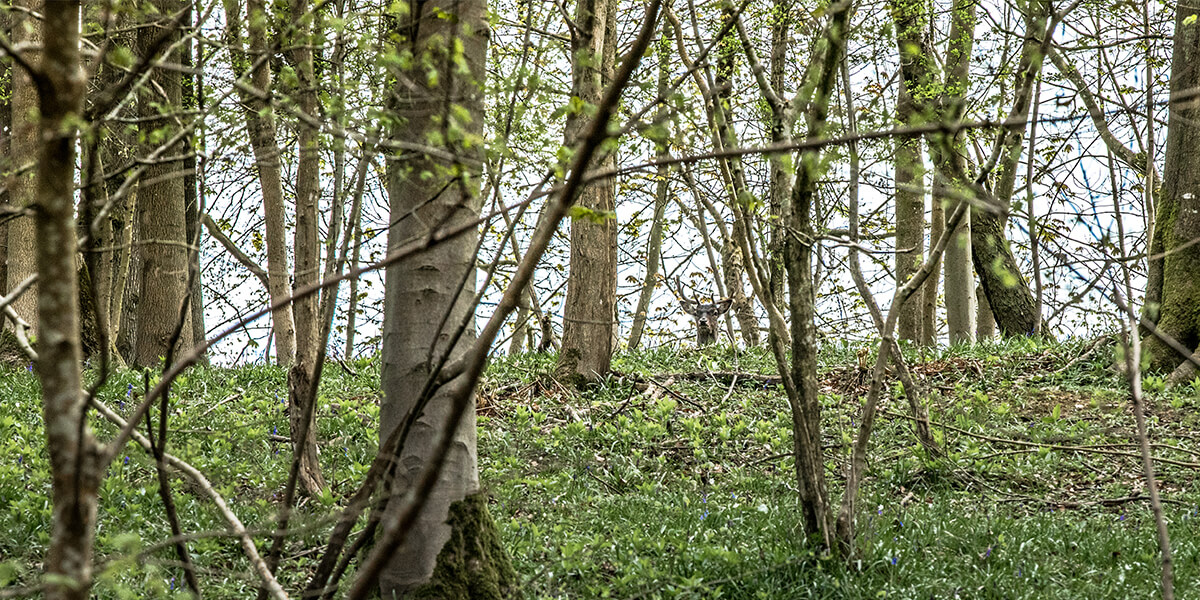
287,0,327,496
182,4,206,362
894,84,925,343
715,5,759,347
766,0,790,314
976,284,995,339
36,5,104,599
1144,3,1200,373
378,0,490,592
890,0,977,347
555,0,618,382
225,0,298,366
134,0,193,367
786,1,851,548
0,7,10,295
971,0,1045,338
628,26,672,351
6,0,39,334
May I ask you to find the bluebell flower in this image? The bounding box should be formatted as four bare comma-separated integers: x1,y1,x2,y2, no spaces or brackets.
891,557,898,566
124,456,130,465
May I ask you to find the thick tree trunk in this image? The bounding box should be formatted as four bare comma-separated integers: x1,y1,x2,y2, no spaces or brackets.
6,0,39,334
894,85,925,343
0,7,10,295
715,5,759,347
971,0,1045,338
1144,3,1200,373
890,0,977,347
556,0,619,382
134,0,193,367
36,5,104,599
766,0,790,313
378,0,490,593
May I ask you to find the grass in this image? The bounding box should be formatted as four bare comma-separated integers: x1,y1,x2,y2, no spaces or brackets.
2,337,1200,598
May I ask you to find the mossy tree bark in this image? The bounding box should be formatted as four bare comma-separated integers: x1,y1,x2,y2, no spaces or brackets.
379,0,491,592
555,0,619,382
1144,3,1200,374
969,0,1045,338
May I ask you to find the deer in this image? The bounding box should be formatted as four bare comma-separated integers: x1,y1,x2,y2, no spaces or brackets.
668,277,731,346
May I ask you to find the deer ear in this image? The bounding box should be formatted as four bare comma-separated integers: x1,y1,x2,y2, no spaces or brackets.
715,299,732,314
680,299,697,315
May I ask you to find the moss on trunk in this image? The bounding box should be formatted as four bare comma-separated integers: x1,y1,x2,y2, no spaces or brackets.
411,493,517,600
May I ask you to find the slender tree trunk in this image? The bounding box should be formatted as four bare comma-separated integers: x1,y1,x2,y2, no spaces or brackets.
766,0,790,313
182,4,207,362
37,5,104,599
287,0,327,496
922,196,942,345
6,0,39,334
715,5,759,347
378,0,490,592
628,26,672,351
556,0,619,382
134,0,193,367
786,1,851,548
225,0,298,366
1144,2,1200,373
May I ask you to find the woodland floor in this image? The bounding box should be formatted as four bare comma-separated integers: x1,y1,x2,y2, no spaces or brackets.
1,336,1199,598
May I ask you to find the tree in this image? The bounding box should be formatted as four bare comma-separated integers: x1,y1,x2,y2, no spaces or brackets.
378,0,491,592
971,0,1045,338
890,0,927,343
285,0,327,497
1144,3,1200,378
31,4,102,598
6,0,38,334
223,0,297,366
134,0,193,366
555,0,619,382
627,25,672,351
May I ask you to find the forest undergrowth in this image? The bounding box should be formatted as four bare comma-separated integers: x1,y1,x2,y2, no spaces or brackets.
2,336,1199,598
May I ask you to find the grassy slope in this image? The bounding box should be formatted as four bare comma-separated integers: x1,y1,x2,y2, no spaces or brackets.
1,338,1199,598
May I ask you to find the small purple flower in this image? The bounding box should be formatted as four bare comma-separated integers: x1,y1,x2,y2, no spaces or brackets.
124,456,130,465
891,556,898,566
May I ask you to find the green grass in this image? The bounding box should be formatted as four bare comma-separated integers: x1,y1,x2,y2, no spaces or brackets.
2,338,1200,598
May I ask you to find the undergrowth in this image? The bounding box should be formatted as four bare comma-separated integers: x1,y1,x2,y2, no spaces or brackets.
2,337,1200,598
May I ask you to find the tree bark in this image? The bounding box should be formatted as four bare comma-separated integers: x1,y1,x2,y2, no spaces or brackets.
894,86,925,343
786,0,851,548
6,0,39,334
971,0,1045,338
134,0,193,367
36,5,104,599
224,0,298,366
555,0,619,382
286,0,327,496
628,26,672,351
378,0,490,592
1144,3,1200,373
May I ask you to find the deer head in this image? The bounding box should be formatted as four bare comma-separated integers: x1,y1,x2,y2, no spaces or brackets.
670,277,731,346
